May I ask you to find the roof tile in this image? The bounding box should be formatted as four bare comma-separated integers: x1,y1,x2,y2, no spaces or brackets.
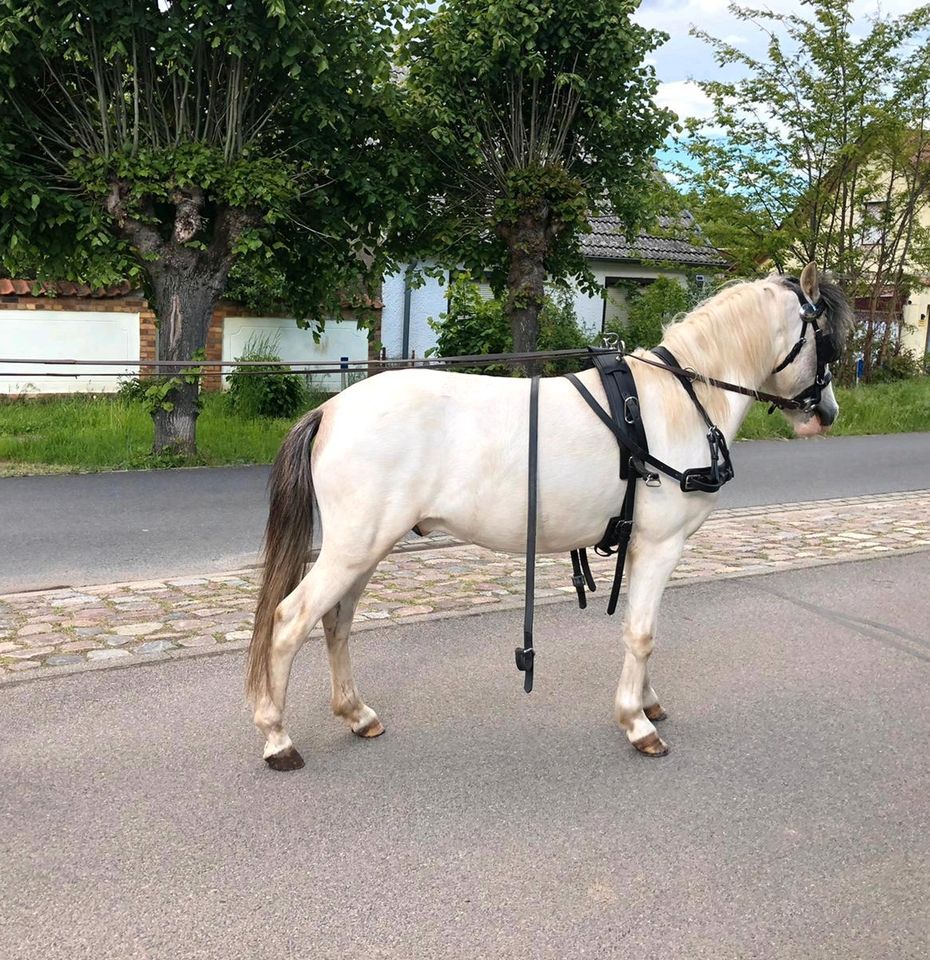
582,215,727,267
0,279,137,299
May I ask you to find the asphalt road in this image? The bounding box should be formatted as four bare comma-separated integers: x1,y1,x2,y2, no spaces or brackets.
2,431,929,593
2,552,928,959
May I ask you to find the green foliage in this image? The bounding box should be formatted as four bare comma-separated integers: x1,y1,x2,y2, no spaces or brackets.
428,277,592,373
606,277,691,350
0,0,400,322
116,373,199,415
670,0,930,381
872,349,925,383
428,280,511,360
399,0,672,337
225,333,308,419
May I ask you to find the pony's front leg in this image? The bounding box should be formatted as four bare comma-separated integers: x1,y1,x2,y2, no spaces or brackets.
614,534,684,757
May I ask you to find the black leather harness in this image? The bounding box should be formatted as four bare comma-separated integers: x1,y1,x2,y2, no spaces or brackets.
516,285,833,692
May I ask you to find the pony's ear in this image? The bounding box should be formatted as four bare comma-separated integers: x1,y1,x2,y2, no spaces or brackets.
800,262,821,303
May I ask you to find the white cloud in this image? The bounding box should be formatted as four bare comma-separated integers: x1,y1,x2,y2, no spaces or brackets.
637,0,926,95
655,80,714,123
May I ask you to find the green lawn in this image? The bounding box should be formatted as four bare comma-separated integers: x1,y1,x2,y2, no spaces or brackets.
1,378,929,476
0,392,313,475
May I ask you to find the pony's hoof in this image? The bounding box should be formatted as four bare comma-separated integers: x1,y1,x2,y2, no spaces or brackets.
265,746,305,771
353,717,385,739
644,703,667,722
632,731,669,757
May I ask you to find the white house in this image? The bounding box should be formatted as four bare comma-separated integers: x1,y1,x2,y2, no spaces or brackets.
380,214,728,358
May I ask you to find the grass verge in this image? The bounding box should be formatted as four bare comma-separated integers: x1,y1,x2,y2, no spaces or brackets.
1,378,928,476
737,377,930,440
0,392,315,475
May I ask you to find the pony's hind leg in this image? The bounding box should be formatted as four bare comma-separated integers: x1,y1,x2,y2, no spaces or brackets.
614,534,684,757
254,552,369,771
321,569,384,739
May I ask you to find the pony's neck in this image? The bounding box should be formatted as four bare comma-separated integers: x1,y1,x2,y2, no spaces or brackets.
657,281,789,440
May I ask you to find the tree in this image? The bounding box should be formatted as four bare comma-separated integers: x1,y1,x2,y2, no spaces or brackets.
427,276,591,374
0,0,397,452
399,0,671,358
672,0,930,380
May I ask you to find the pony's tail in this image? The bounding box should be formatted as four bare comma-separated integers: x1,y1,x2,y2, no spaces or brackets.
246,408,323,703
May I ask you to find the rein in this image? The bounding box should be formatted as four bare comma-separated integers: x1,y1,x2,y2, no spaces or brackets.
620,350,812,412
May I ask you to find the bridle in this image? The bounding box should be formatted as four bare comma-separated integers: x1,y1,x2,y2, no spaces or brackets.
771,283,837,412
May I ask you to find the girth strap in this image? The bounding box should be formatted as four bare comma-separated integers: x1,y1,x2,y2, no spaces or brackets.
516,376,540,693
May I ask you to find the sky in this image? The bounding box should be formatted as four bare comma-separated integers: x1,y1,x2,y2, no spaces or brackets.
636,0,923,126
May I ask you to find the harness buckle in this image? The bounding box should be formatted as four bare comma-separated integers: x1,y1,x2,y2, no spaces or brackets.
514,646,535,672
630,457,660,485
623,395,639,424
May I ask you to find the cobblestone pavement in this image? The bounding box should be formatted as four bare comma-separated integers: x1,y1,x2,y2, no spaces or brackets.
3,489,929,683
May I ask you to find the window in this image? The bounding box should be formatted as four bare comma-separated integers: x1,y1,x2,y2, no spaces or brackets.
863,200,888,246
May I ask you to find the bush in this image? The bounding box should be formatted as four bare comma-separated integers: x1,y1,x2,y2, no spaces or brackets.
116,376,149,404
428,279,511,359
427,278,592,374
537,288,594,373
872,348,924,383
607,276,691,349
226,333,308,419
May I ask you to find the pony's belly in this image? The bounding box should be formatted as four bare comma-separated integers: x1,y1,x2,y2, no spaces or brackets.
418,506,617,556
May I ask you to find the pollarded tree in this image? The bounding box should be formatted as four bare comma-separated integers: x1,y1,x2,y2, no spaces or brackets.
0,0,397,452
399,0,672,356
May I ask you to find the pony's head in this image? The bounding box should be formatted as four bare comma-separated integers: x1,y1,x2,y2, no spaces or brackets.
763,262,853,437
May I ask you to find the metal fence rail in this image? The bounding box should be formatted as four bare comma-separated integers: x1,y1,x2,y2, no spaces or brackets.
0,347,599,378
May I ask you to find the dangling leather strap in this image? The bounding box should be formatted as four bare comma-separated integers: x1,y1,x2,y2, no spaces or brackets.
516,376,540,693
569,548,597,609
606,480,636,615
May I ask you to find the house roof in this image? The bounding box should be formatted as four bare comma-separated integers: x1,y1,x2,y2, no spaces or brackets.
0,278,138,299
582,214,728,268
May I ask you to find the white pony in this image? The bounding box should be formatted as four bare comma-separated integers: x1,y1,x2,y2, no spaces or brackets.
247,263,852,770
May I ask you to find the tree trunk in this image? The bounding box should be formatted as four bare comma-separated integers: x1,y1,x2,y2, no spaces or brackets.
500,212,551,372
147,263,226,456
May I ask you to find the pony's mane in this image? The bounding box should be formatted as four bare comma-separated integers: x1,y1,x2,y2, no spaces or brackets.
656,279,778,383
633,273,852,425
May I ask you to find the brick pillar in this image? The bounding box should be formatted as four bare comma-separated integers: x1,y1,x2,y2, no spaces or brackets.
201,305,226,391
